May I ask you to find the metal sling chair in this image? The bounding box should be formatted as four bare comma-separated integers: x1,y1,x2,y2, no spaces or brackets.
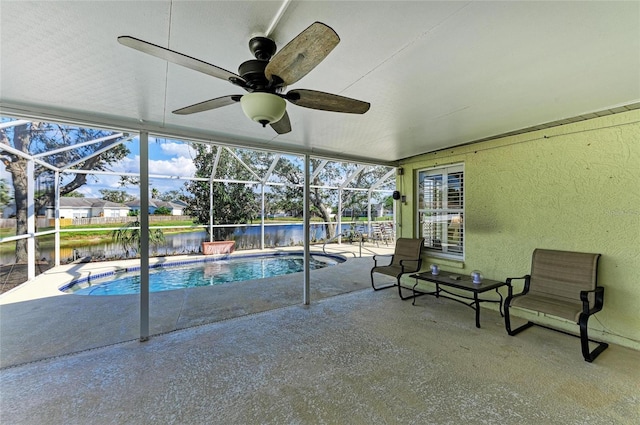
370,237,424,300
504,249,608,362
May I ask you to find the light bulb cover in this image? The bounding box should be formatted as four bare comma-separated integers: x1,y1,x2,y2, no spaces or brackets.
240,92,286,125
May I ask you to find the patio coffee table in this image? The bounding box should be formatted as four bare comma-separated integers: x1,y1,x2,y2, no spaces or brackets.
409,272,510,328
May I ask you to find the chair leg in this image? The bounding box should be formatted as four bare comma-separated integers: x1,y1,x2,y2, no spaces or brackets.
579,313,609,362
398,279,433,301
371,272,396,291
504,303,534,336
398,281,413,300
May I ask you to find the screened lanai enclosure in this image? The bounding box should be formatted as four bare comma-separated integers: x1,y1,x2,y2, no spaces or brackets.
0,116,398,366
1,117,397,271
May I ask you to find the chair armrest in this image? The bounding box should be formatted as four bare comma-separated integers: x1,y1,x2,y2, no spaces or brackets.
506,275,530,291
398,258,422,273
505,275,531,299
581,286,604,315
372,254,393,267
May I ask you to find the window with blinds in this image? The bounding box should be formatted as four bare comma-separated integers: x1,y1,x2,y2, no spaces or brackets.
417,163,464,259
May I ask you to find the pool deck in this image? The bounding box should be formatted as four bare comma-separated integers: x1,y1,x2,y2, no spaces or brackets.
0,242,395,305
2,240,639,424
0,242,397,368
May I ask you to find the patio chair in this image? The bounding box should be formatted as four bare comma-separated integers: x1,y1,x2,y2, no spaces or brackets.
504,249,608,362
370,222,392,246
371,237,424,300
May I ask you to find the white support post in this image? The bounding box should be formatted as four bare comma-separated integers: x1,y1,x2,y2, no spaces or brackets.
260,184,265,250
337,189,342,244
209,179,214,242
27,159,35,280
303,154,310,305
209,146,219,243
139,132,150,342
367,190,373,237
54,171,60,266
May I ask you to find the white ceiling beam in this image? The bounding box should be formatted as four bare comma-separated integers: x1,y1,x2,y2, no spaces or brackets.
32,133,125,159
210,145,222,181
0,119,31,130
339,164,366,190
311,159,328,181
370,169,397,191
224,147,262,181
0,142,60,172
262,154,281,183
60,135,133,170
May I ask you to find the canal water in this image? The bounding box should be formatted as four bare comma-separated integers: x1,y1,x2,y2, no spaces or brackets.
1,222,379,265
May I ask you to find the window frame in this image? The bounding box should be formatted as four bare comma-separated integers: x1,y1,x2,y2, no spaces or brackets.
416,163,465,261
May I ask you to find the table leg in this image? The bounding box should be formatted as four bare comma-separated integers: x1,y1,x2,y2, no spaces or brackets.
496,288,505,317
474,292,481,328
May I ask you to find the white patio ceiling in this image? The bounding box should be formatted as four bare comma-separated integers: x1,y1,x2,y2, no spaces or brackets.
1,1,638,165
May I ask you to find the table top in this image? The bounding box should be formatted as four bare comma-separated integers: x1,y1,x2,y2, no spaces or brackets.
410,272,507,293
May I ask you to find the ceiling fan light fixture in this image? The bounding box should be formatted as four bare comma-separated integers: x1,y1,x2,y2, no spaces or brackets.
240,92,286,127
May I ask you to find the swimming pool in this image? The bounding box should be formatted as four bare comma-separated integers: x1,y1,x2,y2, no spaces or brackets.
62,253,344,296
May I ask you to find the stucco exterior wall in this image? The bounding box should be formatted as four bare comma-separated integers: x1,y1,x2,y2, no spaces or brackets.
398,110,640,349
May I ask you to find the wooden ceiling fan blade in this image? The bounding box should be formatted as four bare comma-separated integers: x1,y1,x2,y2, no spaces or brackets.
286,89,370,114
118,36,246,86
265,22,339,86
172,95,242,115
270,111,292,134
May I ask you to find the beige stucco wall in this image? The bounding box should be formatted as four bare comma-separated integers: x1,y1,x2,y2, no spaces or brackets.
398,109,640,349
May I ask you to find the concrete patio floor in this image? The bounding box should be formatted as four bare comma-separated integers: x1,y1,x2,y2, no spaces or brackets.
1,242,639,424
0,242,396,368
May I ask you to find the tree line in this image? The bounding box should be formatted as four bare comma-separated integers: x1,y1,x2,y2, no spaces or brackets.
1,122,391,264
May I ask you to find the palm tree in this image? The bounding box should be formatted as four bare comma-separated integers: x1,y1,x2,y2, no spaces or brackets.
111,220,165,258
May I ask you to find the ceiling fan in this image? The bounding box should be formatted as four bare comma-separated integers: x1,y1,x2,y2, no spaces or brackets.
118,22,370,134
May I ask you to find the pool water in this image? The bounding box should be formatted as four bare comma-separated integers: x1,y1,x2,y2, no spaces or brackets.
65,254,341,296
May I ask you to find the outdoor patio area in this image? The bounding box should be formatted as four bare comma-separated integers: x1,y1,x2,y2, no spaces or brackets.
1,258,638,424
2,2,639,423
0,242,397,368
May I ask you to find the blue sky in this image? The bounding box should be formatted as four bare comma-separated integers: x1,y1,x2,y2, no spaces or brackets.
0,132,197,200
1,119,394,202
72,136,197,199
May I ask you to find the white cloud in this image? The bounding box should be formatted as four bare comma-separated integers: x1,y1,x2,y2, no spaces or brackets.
52,142,197,199
159,142,196,158
117,155,195,178
105,155,195,195
149,156,196,178
111,143,196,178
110,156,139,174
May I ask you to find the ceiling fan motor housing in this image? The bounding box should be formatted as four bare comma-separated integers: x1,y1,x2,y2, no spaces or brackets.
238,59,270,90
